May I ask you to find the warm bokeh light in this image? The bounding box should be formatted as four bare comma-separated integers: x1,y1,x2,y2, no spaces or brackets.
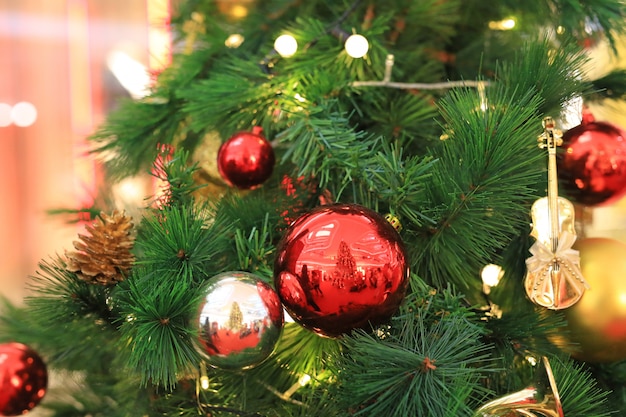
274,34,298,58
225,33,245,48
298,374,311,386
11,101,37,127
481,263,504,287
344,33,369,58
488,18,516,30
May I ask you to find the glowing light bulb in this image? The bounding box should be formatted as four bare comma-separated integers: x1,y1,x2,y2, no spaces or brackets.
282,373,312,399
200,363,210,390
488,18,516,31
200,375,210,390
274,34,298,58
225,34,244,48
344,34,369,58
481,264,504,288
298,374,311,386
11,101,37,127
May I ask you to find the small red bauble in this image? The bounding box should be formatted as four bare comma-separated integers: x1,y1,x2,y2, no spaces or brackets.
217,127,275,190
274,204,410,338
558,109,626,206
0,343,48,416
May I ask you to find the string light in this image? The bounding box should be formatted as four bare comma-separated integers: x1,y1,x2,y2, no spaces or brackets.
274,34,298,58
225,34,244,48
344,33,369,58
488,18,516,30
200,364,210,390
481,264,504,296
282,373,312,399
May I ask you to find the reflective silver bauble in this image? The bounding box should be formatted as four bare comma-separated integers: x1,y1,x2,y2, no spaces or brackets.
196,271,284,370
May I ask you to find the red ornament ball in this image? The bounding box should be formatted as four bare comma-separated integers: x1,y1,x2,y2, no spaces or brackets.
217,127,275,190
274,204,410,338
196,271,284,370
558,110,626,206
0,343,47,416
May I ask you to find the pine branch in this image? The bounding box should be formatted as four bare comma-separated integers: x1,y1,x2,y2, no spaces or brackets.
179,55,279,137
333,286,494,417
0,258,122,375
362,141,436,227
588,69,626,102
135,203,232,281
26,256,114,323
234,212,276,276
89,98,185,180
547,0,626,51
277,100,371,191
551,355,614,417
114,266,204,389
271,323,342,377
415,84,544,290
152,149,207,208
495,35,590,116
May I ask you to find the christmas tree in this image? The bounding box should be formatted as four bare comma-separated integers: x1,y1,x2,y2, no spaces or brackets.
3,0,626,416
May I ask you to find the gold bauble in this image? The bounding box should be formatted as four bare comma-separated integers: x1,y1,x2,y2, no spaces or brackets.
192,131,229,201
215,0,256,20
559,237,626,362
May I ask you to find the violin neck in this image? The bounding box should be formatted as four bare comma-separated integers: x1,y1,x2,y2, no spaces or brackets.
547,142,560,252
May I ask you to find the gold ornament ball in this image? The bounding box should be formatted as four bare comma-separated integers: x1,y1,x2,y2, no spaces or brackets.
215,0,256,20
560,237,626,362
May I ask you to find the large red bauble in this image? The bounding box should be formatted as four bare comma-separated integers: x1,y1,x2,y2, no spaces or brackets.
557,110,626,206
274,204,410,338
217,126,275,190
0,343,47,416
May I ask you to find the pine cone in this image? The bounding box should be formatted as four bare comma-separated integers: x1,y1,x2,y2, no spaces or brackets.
66,210,135,286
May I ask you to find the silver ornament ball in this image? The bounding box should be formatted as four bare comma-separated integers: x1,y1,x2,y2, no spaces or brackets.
195,271,284,370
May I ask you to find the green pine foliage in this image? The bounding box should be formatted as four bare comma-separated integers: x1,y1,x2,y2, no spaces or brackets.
3,0,626,416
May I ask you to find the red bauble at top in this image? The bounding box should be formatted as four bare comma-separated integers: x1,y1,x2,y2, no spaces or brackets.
557,109,626,206
273,204,410,338
217,126,275,190
0,343,48,416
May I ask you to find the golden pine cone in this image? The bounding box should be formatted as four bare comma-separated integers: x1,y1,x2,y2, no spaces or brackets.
66,210,135,286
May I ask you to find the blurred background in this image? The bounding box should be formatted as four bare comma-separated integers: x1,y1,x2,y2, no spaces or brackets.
0,0,172,305
1,0,625,307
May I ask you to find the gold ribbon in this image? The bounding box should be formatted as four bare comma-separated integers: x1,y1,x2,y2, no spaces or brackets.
525,231,589,308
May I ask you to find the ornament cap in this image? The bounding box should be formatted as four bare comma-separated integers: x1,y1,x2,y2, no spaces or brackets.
581,105,595,125
252,126,264,136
